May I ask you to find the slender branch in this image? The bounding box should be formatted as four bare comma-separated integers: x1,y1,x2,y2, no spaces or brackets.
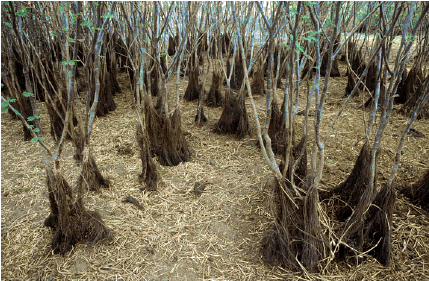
1,96,52,156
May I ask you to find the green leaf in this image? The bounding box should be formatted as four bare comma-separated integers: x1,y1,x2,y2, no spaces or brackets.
6,97,16,102
104,13,114,19
77,38,85,42
27,115,40,121
33,127,40,133
303,52,312,61
61,61,68,65
94,1,98,6
31,136,44,143
63,27,69,31
68,37,76,43
69,60,75,66
16,8,27,17
295,41,307,55
71,13,77,24
1,101,8,109
304,1,316,6
81,21,91,27
23,91,33,97
29,124,34,129
5,22,12,28
1,107,7,113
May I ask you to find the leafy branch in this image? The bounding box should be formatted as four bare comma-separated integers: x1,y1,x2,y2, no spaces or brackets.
1,95,52,155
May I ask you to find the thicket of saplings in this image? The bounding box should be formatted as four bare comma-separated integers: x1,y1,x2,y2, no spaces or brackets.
1,1,428,274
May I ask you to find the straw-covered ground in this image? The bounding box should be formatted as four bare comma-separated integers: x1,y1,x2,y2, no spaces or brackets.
2,50,429,280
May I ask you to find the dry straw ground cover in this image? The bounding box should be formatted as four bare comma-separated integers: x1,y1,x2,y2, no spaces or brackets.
2,53,429,280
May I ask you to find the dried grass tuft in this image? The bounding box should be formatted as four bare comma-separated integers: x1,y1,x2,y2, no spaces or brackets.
77,148,110,192
91,61,117,117
214,89,250,139
267,97,287,155
401,169,429,211
363,182,395,266
194,103,208,124
261,137,328,273
261,177,299,269
145,95,190,166
168,35,178,56
399,74,429,119
394,68,409,104
205,70,223,107
321,54,341,77
149,56,160,97
231,50,244,90
250,62,266,96
44,167,112,255
302,182,329,273
344,42,366,96
322,141,375,221
136,122,158,191
184,61,202,102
